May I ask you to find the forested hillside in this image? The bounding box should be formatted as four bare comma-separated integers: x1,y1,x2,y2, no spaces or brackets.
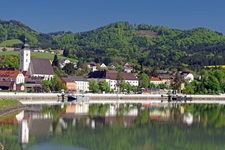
1,20,225,71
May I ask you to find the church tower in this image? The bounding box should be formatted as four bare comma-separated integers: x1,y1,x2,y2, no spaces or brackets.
20,38,30,71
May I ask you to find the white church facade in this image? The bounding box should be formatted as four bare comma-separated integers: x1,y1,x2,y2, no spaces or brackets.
20,38,54,80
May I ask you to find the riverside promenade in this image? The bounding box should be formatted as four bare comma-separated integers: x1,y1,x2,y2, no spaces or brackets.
0,92,225,104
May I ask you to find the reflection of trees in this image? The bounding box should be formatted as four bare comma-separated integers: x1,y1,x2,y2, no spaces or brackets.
184,104,225,128
135,109,149,125
1,104,225,150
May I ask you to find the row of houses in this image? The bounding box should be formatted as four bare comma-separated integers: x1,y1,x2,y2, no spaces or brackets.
0,66,194,93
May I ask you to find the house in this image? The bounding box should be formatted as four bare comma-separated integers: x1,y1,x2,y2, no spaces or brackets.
25,77,43,92
150,77,162,86
100,63,107,68
32,48,45,53
0,81,16,90
88,70,139,92
182,72,194,82
59,59,71,68
0,68,25,84
16,84,25,91
159,75,174,86
139,88,163,94
68,76,89,92
87,62,97,72
123,62,133,73
60,77,76,92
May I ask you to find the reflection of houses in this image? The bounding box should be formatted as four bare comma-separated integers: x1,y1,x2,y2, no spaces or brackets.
99,104,138,127
28,112,53,135
182,112,193,125
149,109,171,121
142,103,171,121
64,104,89,114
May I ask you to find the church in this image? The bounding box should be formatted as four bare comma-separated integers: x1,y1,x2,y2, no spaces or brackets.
20,38,54,80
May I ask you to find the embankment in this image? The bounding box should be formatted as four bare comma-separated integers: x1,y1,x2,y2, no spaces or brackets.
0,93,225,104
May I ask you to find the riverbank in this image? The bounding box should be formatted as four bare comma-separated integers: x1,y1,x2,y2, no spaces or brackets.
0,100,26,119
1,92,225,104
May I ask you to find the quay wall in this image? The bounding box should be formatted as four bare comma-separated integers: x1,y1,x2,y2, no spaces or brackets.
0,93,225,103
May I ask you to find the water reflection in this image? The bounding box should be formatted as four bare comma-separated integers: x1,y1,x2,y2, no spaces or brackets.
0,102,225,150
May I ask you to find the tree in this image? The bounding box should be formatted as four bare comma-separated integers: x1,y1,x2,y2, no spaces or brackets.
152,67,158,77
89,79,99,93
120,77,127,93
173,72,181,90
51,74,66,92
99,80,110,93
139,73,150,88
52,54,60,68
2,47,7,52
41,80,52,92
63,63,75,75
0,55,19,69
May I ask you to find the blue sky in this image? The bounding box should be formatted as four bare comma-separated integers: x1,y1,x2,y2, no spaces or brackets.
1,0,225,34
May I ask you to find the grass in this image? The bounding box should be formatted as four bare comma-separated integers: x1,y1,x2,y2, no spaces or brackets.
0,112,19,121
0,100,20,110
0,51,77,61
0,39,22,47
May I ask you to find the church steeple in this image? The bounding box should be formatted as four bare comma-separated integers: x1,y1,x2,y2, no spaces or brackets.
20,37,31,71
21,38,29,49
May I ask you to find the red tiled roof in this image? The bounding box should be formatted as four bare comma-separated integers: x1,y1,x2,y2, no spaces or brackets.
150,77,161,81
0,68,20,78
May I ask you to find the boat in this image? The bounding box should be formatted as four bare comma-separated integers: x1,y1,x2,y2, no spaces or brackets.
67,94,77,102
67,94,90,102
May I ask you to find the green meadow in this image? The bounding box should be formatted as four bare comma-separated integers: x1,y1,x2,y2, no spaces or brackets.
0,39,22,47
0,51,76,61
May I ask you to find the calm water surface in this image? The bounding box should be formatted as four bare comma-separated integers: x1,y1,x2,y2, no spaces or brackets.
0,102,225,150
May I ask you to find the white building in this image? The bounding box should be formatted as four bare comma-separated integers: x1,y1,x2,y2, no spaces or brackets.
68,76,89,92
88,70,139,92
20,38,30,71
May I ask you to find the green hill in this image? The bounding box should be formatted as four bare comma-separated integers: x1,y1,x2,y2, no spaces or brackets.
1,20,225,71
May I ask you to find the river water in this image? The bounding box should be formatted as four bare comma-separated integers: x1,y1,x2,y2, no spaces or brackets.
0,102,225,150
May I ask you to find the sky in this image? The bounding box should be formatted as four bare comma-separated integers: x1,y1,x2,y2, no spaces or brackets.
1,0,225,34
